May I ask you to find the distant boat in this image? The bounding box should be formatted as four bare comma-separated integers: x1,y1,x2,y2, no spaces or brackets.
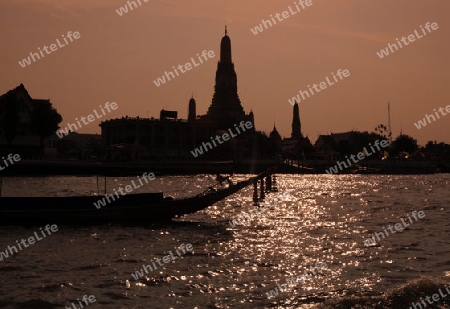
0,171,273,224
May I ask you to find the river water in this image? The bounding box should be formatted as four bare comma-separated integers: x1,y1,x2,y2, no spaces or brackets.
0,174,449,308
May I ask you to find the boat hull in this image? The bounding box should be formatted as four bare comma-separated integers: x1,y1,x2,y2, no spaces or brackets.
0,174,263,225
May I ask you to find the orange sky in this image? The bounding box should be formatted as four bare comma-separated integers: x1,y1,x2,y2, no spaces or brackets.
1,0,449,146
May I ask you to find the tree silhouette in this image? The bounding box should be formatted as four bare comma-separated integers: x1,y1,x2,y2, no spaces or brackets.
30,101,62,154
2,93,20,145
391,134,418,155
374,124,391,142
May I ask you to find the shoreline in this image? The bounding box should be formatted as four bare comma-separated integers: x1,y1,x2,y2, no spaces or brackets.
0,158,444,176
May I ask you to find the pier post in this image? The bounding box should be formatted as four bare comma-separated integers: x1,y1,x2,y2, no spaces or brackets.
272,174,278,192
253,180,259,205
265,175,272,192
260,178,265,200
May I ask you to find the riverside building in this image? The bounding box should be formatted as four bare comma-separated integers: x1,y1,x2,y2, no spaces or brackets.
100,27,255,160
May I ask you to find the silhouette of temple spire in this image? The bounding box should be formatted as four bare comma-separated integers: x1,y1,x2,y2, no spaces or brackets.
188,95,196,122
220,25,232,64
206,27,246,129
291,101,302,139
269,122,282,143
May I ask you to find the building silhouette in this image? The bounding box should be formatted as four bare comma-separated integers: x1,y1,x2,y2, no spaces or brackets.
291,102,302,139
280,101,304,155
201,26,254,130
269,123,282,154
100,27,254,160
0,84,100,159
0,84,48,157
188,96,196,122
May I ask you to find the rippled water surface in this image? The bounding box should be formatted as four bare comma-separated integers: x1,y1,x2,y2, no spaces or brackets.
0,174,449,308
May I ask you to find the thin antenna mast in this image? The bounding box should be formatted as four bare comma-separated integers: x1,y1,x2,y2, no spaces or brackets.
388,102,392,143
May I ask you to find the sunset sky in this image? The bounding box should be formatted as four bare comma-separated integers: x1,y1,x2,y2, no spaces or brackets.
1,0,449,146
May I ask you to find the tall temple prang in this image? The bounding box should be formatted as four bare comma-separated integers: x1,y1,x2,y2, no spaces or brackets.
188,95,196,122
204,26,253,131
100,27,256,160
291,101,302,139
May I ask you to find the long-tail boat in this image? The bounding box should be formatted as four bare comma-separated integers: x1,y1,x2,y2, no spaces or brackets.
0,171,274,225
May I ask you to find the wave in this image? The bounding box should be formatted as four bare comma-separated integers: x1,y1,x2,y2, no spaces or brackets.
319,277,450,309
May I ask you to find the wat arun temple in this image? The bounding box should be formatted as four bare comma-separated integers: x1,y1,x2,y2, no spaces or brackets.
100,28,300,160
